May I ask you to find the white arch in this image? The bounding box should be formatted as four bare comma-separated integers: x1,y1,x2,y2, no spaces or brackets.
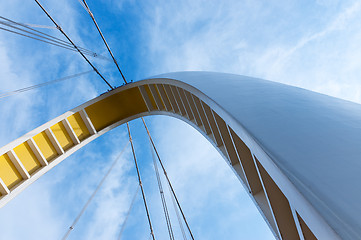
1,72,352,239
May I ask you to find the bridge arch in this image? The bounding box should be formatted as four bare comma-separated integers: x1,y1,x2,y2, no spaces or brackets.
0,72,355,239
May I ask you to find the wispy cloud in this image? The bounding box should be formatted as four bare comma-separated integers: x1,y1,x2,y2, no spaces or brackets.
1,0,361,239
141,0,361,102
289,1,361,54
261,1,361,79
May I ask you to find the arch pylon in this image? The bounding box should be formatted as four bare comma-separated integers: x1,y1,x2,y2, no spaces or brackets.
1,72,358,240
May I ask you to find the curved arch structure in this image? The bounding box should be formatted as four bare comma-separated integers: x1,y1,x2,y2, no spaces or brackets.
1,72,360,239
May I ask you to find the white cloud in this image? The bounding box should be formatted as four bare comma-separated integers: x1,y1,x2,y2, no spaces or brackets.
261,1,361,79
0,43,37,146
2,0,361,239
141,0,361,102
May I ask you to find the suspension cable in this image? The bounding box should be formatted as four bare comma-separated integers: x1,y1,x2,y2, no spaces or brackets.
78,0,128,84
79,3,190,237
0,16,110,61
77,4,178,236
127,122,156,240
0,70,94,100
0,16,95,54
168,183,188,240
141,118,195,240
34,0,114,90
149,141,175,240
77,0,89,13
117,186,139,240
61,141,129,240
0,25,107,59
78,0,188,234
0,25,82,54
23,23,56,29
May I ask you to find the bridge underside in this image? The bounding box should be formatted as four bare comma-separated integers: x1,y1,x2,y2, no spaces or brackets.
0,75,339,239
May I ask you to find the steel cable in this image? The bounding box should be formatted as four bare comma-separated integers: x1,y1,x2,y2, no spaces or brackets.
0,16,90,52
0,70,94,100
127,122,156,240
61,141,129,240
141,118,195,240
150,141,175,240
34,0,114,89
117,186,140,240
0,26,81,53
78,0,128,84
168,182,188,240
0,16,110,61
22,23,56,29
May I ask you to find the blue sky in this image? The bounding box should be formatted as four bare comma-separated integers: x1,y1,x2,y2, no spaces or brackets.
0,0,361,239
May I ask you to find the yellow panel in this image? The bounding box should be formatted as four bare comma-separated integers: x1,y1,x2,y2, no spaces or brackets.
33,131,58,161
0,154,22,189
154,85,165,109
13,142,41,175
50,122,74,151
144,85,157,109
67,112,90,141
157,84,172,110
85,87,148,131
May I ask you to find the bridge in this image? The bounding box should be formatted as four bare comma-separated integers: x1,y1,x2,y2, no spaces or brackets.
1,71,360,239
